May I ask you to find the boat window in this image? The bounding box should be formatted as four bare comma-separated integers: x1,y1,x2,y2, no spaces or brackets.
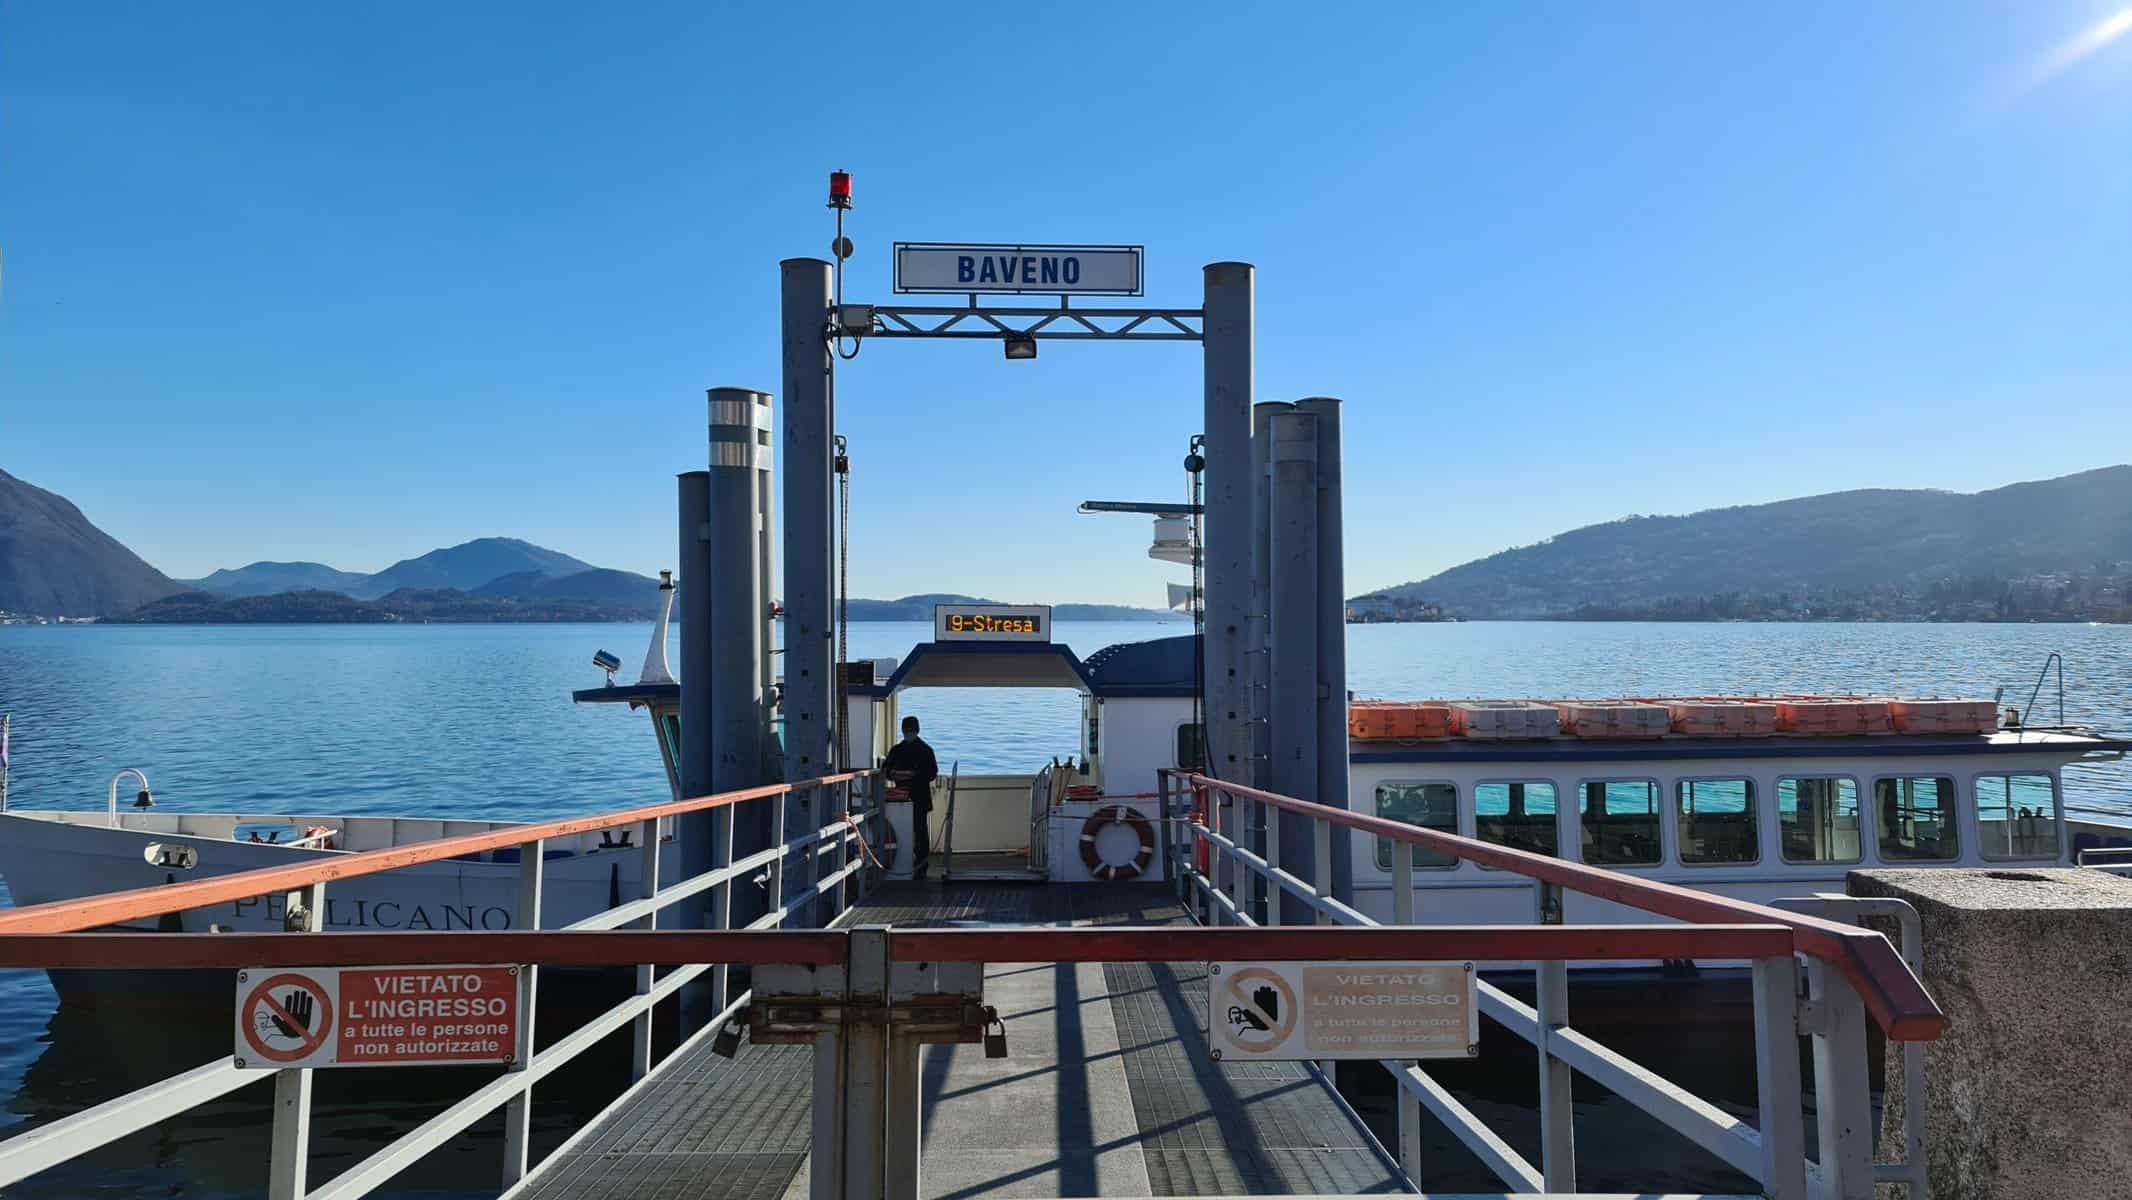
1874,776,1959,861
1580,780,1662,867
1476,782,1557,863
658,712,682,781
1375,782,1460,870
1777,777,1861,864
1175,723,1205,771
1676,779,1758,864
1975,774,2058,861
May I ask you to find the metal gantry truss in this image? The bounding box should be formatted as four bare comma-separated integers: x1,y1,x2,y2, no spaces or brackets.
863,303,1203,342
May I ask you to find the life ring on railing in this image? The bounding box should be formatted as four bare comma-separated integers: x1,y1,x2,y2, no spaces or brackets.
1080,805,1156,882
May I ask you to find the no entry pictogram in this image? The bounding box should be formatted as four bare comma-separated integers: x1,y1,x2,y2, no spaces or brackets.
238,971,336,1068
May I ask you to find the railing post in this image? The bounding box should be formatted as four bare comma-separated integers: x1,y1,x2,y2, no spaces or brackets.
1533,881,1574,1192
841,927,891,1200
267,881,324,1200
1263,789,1282,925
1806,959,1874,1200
1391,853,1420,1184
713,805,736,1011
501,837,544,1187
770,786,791,925
1229,792,1250,925
1313,816,1333,924
632,818,660,1081
804,783,824,926
1752,953,1808,1200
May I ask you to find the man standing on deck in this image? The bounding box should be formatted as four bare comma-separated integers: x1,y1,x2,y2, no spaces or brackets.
883,715,939,877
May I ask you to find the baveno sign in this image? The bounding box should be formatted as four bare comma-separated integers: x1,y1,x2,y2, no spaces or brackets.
235,964,521,1070
893,243,1143,296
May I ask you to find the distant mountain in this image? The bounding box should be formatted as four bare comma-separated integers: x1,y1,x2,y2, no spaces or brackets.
0,468,182,617
181,561,371,598
1357,465,2132,619
353,538,596,599
473,568,664,615
117,585,655,624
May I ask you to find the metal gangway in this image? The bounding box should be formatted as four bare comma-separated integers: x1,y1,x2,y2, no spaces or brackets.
0,769,1943,1200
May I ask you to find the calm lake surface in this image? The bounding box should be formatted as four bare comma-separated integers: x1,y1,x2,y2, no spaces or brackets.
0,619,2125,1195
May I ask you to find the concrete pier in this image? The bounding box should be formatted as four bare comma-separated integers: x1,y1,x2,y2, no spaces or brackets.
1849,867,2132,1200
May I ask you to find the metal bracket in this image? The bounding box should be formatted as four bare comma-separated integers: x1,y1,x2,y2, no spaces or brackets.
748,960,990,1045
865,304,1203,342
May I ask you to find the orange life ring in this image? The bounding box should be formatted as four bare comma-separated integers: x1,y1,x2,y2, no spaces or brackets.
1079,805,1156,882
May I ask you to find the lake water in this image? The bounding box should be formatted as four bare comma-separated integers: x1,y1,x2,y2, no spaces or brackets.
0,619,2126,1195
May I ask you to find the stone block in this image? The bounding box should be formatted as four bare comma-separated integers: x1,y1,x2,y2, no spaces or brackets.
1848,867,2132,1200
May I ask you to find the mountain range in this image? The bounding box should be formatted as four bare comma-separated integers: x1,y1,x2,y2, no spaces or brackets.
1355,465,2132,620
7,463,2128,623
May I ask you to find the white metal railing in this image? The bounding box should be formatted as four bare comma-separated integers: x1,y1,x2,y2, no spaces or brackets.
0,773,881,1199
1162,769,1939,1200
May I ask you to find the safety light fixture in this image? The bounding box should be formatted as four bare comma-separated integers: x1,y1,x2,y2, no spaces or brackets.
1003,333,1038,361
828,170,852,210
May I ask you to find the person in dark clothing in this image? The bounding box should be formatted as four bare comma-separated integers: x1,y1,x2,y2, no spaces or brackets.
882,715,939,877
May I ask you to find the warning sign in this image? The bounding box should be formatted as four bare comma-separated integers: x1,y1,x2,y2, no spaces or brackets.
1207,961,1477,1062
235,965,521,1070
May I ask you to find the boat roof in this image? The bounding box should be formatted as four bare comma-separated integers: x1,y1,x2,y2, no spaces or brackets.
847,635,1197,699
1352,728,2132,765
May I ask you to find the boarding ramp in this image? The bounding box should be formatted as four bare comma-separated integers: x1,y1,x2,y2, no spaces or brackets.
0,772,1943,1200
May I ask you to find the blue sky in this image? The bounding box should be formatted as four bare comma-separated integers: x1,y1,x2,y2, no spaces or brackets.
3,3,2128,606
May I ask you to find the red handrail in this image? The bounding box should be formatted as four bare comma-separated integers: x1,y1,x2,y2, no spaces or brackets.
1168,770,1946,1041
0,924,1793,971
0,771,875,936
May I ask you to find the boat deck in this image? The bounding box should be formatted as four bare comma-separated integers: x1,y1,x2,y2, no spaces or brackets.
516,881,1404,1198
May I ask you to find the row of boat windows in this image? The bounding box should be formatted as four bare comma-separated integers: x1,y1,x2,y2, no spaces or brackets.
1373,773,2059,871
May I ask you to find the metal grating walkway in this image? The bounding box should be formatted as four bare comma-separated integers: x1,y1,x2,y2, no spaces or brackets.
517,881,1401,1198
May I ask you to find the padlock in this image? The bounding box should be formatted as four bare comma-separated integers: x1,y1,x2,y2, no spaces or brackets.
982,1007,1007,1059
712,1019,743,1059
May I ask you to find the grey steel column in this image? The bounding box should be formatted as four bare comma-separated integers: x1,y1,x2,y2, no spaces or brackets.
1296,395,1352,904
782,258,839,924
677,471,717,930
1248,400,1290,922
1267,409,1319,925
709,387,772,927
1202,263,1255,788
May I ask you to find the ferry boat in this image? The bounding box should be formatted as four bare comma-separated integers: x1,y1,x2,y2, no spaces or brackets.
574,606,2132,927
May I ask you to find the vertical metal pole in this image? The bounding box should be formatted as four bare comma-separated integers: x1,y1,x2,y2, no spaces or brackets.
267,881,324,1200
710,388,772,929
632,818,659,1081
1312,816,1334,925
841,927,891,1200
884,1031,923,1200
713,805,737,1011
1268,408,1319,924
1753,954,1809,1200
1391,858,1420,1184
502,838,545,1186
1808,962,1874,1200
1534,881,1574,1192
1248,400,1287,925
1295,396,1351,907
783,258,838,922
678,469,717,937
1202,262,1255,788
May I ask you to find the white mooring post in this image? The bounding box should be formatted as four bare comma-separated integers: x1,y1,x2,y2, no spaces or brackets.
501,838,544,1187
1534,881,1575,1191
266,881,324,1200
708,386,773,926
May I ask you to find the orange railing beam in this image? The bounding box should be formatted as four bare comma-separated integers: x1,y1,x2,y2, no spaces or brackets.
889,923,1796,964
1169,770,1947,1041
0,930,850,970
0,771,874,936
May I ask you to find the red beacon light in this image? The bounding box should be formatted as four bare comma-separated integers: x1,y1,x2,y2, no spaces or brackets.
828,170,852,210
